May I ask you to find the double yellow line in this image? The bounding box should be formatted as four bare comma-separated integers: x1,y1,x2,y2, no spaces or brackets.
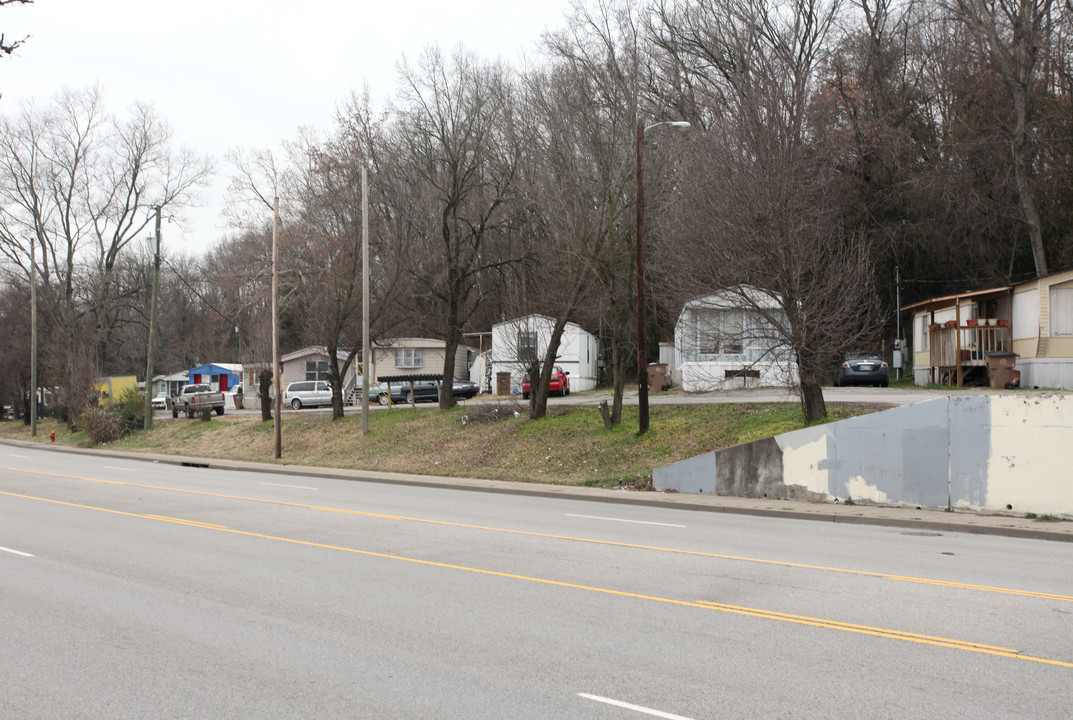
2,465,1073,669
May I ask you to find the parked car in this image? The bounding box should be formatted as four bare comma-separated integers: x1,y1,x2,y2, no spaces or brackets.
833,351,889,387
284,380,333,409
151,392,168,410
522,365,570,399
373,378,479,405
451,378,479,400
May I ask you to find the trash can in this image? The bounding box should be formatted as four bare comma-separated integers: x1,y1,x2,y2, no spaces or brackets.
647,363,669,391
984,351,1018,389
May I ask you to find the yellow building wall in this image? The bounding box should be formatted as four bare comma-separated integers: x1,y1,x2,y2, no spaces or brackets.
93,376,138,402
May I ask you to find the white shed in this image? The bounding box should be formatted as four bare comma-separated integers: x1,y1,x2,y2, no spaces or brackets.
490,314,599,395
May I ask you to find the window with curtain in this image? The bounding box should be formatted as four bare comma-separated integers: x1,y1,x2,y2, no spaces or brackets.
1050,286,1073,336
395,348,423,369
517,331,538,363
697,310,744,355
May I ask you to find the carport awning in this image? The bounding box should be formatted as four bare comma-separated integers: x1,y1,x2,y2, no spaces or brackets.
376,374,444,383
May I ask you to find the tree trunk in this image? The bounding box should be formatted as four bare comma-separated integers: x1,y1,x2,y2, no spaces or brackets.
439,331,460,410
529,319,569,420
258,369,273,422
326,344,346,420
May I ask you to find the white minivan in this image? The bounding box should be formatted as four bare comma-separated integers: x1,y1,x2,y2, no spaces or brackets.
284,380,332,409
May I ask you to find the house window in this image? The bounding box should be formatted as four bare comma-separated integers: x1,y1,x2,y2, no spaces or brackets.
395,348,423,369
518,331,538,364
305,360,329,381
1051,286,1073,336
697,310,744,355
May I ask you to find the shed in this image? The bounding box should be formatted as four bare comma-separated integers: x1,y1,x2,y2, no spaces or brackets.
187,363,242,392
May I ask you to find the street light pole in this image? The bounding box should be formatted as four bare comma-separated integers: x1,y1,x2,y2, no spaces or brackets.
636,120,690,436
143,207,162,431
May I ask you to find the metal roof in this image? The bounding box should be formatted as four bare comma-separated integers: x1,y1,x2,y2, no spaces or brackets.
901,285,1013,312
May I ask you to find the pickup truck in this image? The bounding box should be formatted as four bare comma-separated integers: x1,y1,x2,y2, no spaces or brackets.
171,384,226,418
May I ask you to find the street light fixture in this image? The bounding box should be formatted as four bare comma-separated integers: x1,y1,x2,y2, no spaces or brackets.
636,120,690,436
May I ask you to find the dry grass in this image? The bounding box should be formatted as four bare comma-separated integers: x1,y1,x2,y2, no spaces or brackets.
1,398,884,488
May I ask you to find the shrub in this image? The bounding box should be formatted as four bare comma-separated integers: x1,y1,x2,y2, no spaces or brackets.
82,406,127,444
111,387,147,434
81,387,146,444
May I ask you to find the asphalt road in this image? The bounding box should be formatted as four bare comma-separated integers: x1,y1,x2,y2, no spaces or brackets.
2,445,1071,719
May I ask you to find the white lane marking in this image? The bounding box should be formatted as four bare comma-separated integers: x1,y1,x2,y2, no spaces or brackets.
102,466,135,471
578,693,695,719
8,454,29,458
0,546,34,557
566,514,686,528
260,482,319,491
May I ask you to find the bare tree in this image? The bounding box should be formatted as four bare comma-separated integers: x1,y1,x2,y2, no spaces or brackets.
947,0,1054,277
387,46,523,410
538,0,672,426
654,0,883,422
0,87,211,421
1,0,32,61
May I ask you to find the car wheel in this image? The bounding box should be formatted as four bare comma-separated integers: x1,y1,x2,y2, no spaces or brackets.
565,385,570,396
216,405,224,416
291,398,302,410
881,381,889,388
378,393,389,406
405,390,413,404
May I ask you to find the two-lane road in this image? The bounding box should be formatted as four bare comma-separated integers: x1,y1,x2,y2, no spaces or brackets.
2,446,1070,718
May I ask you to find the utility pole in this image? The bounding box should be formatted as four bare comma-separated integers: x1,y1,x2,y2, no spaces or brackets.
635,119,649,435
272,198,282,459
636,120,690,436
143,207,162,430
361,165,370,436
30,242,37,436
895,265,902,381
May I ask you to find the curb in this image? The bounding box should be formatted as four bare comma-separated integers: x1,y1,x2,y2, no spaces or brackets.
4,438,1071,543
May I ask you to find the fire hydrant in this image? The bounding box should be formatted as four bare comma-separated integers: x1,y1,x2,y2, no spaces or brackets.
50,430,55,442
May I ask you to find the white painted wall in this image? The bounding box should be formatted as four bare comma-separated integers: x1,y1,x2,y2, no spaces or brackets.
654,393,1073,518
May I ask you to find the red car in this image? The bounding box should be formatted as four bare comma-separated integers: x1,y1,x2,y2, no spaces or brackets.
522,365,570,399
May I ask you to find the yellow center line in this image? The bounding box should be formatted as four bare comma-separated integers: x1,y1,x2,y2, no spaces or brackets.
4,486,1072,670
3,464,1072,604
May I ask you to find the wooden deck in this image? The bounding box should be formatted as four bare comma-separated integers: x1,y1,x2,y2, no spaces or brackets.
928,325,1010,385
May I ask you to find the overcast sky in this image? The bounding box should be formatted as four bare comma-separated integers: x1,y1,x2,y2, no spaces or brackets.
1,0,572,253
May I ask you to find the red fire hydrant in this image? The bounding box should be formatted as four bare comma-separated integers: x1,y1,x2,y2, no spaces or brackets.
50,430,55,442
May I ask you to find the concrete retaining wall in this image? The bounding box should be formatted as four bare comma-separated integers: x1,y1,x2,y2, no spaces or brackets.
652,394,1073,518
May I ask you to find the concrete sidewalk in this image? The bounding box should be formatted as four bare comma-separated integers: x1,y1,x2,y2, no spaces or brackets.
9,439,1071,543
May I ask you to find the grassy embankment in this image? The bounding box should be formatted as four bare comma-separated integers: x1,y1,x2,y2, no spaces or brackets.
0,397,882,488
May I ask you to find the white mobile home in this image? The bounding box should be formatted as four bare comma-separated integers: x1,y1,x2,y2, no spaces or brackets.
490,315,598,395
674,286,796,392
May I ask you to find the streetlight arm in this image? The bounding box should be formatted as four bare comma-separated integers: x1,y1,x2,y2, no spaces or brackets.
644,120,691,135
